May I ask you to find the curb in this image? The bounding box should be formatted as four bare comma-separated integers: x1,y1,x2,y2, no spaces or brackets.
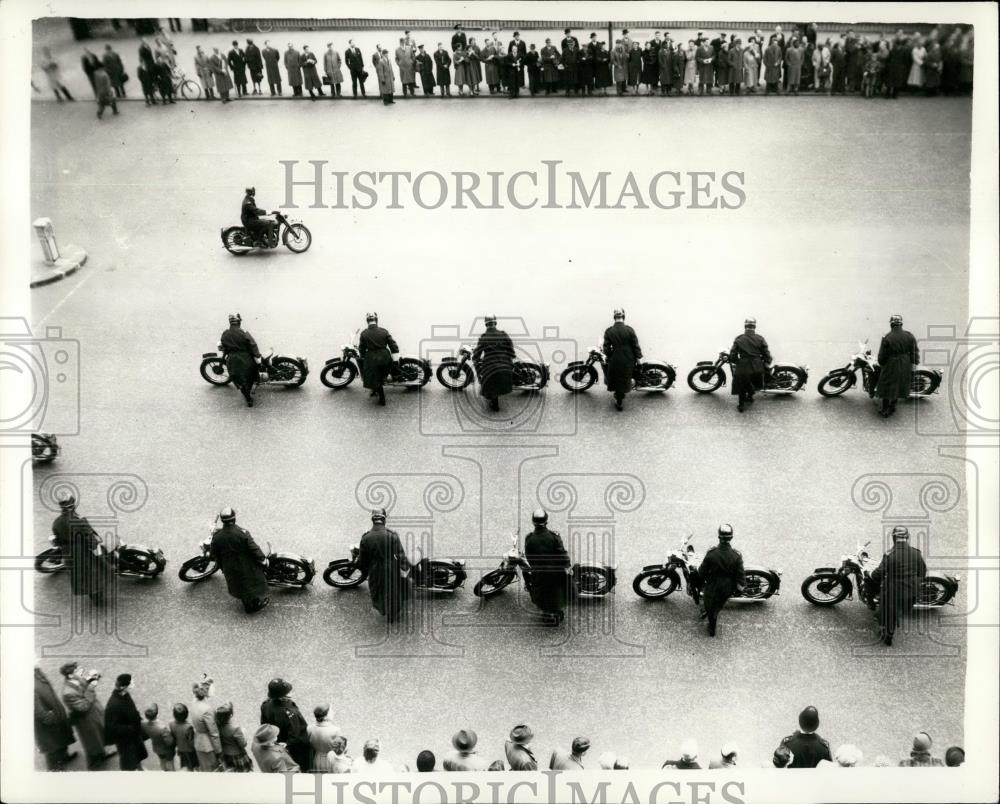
30,245,88,288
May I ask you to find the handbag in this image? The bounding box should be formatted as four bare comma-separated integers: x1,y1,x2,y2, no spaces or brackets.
322,75,331,85
361,70,369,81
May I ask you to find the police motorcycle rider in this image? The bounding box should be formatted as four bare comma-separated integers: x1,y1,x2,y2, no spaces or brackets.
241,186,277,245
523,508,571,626
603,308,642,412
220,313,262,407
358,312,400,407
697,524,746,637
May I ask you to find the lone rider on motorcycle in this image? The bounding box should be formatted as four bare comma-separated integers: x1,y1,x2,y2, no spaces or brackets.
220,313,261,407
523,508,571,626
210,507,270,614
730,317,772,412
473,315,515,412
603,308,642,412
697,524,746,637
869,525,927,646
874,314,919,419
241,186,275,245
358,312,399,407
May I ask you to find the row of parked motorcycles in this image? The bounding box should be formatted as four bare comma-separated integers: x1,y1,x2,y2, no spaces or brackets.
197,340,942,399
34,531,959,615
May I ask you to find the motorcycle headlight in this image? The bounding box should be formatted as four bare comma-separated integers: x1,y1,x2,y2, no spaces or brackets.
455,560,466,567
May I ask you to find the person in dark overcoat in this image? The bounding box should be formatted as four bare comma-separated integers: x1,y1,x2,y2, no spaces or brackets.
869,526,927,646
60,663,114,769
245,39,263,93
603,309,642,411
210,507,269,613
259,679,312,771
503,50,524,97
433,44,452,95
540,40,561,94
137,39,156,74
356,509,410,623
473,315,515,411
284,44,303,96
627,42,642,92
874,314,918,417
81,48,101,95
451,24,467,53
576,42,593,94
560,41,578,94
358,313,399,404
227,41,248,96
51,496,110,605
697,524,746,637
209,48,233,102
467,38,483,92
524,45,541,95
729,317,771,411
523,509,571,626
262,41,282,95
830,41,847,94
220,313,261,406
102,45,126,97
154,54,175,103
885,35,911,99
695,39,716,94
104,674,148,770
657,42,672,94
727,40,743,94
301,45,324,99
593,42,612,93
777,707,831,768
345,40,366,96
762,37,783,93
35,665,77,770
415,45,435,94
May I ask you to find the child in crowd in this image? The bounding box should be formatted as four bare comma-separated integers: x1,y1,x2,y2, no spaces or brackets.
215,702,254,772
141,704,176,771
169,703,198,771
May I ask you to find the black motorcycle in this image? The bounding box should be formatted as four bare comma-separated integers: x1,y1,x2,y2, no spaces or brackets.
559,347,677,393
323,545,467,592
35,535,166,579
435,347,549,392
200,346,309,388
178,530,315,588
800,541,959,608
473,535,616,599
32,433,59,465
817,340,943,398
221,211,312,255
632,535,781,603
320,345,431,390
687,350,809,394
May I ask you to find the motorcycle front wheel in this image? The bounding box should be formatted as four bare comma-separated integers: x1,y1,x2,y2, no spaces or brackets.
322,560,368,588
270,357,308,387
473,569,516,597
686,365,725,393
269,557,314,586
34,547,66,574
800,573,850,606
31,434,58,464
739,569,778,599
817,370,854,397
222,227,252,255
632,568,680,599
910,370,940,397
283,223,312,254
320,361,358,389
178,555,220,582
199,357,232,386
436,362,474,390
559,365,598,392
917,577,956,607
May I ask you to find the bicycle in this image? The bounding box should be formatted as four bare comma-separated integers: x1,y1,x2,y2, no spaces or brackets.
171,67,202,100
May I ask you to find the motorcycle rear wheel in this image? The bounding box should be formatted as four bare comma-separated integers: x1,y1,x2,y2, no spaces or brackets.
800,573,850,606
632,569,679,599
574,565,614,596
178,556,219,582
739,569,778,599
34,547,66,574
771,366,805,391
917,577,955,607
200,358,232,386
436,362,474,390
473,569,516,597
283,223,312,254
910,370,939,397
322,560,367,588
320,361,358,389
687,366,724,393
639,362,674,390
818,370,854,397
515,362,547,389
396,357,432,387
269,557,314,586
270,357,308,387
559,365,598,392
118,548,166,577
222,227,252,255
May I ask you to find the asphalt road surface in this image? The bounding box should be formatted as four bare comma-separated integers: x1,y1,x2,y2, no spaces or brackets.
28,92,971,771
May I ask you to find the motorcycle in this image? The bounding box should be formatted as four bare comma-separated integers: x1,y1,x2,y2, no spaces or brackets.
435,346,549,392
473,535,616,599
178,527,315,588
35,534,166,579
800,541,959,609
320,344,431,391
817,340,943,398
221,211,312,255
559,347,677,393
322,544,467,592
687,350,809,394
200,345,309,388
632,535,781,603
32,433,59,465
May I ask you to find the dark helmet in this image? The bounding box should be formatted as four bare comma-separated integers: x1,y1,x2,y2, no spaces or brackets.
484,315,497,327
245,186,256,196
531,508,548,525
58,494,76,510
744,317,756,329
889,314,903,326
718,523,734,540
891,525,909,540
228,312,242,326
219,506,236,523
371,508,387,523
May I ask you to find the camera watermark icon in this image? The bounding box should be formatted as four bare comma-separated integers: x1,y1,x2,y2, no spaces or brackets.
418,318,579,437
914,318,999,438
0,317,80,437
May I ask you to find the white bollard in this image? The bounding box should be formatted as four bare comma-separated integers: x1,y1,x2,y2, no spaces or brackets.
32,217,61,264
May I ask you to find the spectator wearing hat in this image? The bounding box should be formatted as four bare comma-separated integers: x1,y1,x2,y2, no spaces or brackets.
375,48,396,105
832,744,863,767
141,703,176,771
210,507,269,614
191,678,221,771
730,317,772,412
34,664,77,770
104,674,148,770
443,728,489,771
252,724,300,773
434,43,453,95
416,45,436,95
51,495,110,606
945,746,964,767
260,678,312,770
307,704,343,772
777,706,831,768
874,314,919,418
550,737,590,770
356,508,411,623
327,735,353,772
769,745,792,768
416,749,436,771
869,525,927,646
505,725,538,771
708,743,738,769
451,23,467,53
900,732,944,766
662,739,701,769
216,702,254,772
698,524,746,637
351,738,396,774
324,43,344,97
60,662,115,769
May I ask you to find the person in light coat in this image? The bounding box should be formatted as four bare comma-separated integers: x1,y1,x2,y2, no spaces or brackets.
284,44,303,95
324,44,344,96
375,49,396,104
190,678,221,771
395,39,417,96
812,40,832,91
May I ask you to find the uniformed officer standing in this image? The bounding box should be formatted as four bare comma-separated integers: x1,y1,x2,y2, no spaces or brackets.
874,314,919,418
603,308,642,411
220,313,261,407
697,524,745,637
210,507,270,613
356,508,410,623
776,706,832,768
523,508,571,626
869,525,927,646
358,312,399,406
730,317,772,412
52,495,110,606
472,315,516,412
